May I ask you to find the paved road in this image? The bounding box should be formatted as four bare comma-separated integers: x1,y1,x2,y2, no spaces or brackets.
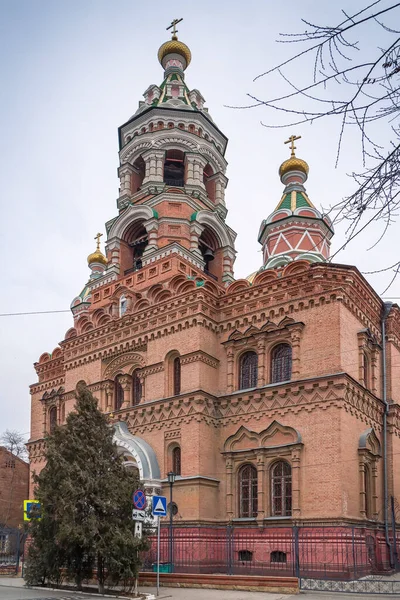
0,586,97,600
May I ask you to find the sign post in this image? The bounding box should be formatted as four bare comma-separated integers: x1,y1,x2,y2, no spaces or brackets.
152,495,167,597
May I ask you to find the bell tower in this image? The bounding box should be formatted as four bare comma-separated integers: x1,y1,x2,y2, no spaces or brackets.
71,21,237,316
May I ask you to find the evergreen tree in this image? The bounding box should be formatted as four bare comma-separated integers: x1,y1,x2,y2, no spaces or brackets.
25,383,148,593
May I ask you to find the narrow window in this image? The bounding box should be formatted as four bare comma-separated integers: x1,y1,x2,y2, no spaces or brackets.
172,446,181,475
364,465,372,519
132,370,142,406
173,357,181,395
239,351,258,390
119,295,127,317
271,344,292,383
271,461,292,516
363,352,370,390
115,375,124,410
49,406,57,434
239,464,258,518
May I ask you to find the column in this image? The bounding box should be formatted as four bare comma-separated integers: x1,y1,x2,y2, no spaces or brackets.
226,457,234,519
227,348,235,393
222,248,236,286
291,448,301,517
257,340,266,386
371,349,378,395
143,218,159,256
210,172,228,206
290,326,303,377
256,452,265,521
189,221,204,259
119,374,132,409
42,406,47,436
142,150,164,183
185,153,196,185
104,382,114,412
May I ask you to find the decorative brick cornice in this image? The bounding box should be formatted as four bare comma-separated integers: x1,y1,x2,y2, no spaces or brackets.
180,350,219,369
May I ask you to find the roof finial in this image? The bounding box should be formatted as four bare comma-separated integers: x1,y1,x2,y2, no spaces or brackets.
284,134,301,157
94,232,103,252
167,18,183,41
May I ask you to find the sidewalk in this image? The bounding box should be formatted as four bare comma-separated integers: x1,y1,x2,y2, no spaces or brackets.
0,577,25,587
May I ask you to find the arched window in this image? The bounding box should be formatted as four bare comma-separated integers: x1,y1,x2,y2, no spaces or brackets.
132,369,142,406
115,375,124,410
119,295,127,317
239,464,258,518
363,352,370,390
49,406,57,434
239,351,258,390
271,344,292,383
364,465,372,519
172,446,181,475
173,357,181,395
271,461,292,516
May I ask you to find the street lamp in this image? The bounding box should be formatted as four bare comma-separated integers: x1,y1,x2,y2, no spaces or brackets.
167,471,176,572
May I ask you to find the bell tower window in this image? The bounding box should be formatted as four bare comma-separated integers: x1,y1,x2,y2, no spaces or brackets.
122,221,148,275
131,156,145,192
203,164,216,202
164,150,185,187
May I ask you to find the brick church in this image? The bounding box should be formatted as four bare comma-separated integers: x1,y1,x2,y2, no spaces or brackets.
28,26,400,570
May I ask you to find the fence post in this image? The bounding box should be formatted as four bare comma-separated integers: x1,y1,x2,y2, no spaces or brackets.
293,525,300,578
352,526,357,578
226,525,233,576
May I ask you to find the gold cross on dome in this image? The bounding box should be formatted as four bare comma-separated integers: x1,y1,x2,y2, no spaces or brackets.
284,134,301,157
94,232,103,251
167,18,183,39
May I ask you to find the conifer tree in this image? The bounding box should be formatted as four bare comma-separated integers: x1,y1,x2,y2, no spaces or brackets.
25,383,148,593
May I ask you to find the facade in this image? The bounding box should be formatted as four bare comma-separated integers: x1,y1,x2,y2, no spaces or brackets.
0,447,29,528
28,29,400,573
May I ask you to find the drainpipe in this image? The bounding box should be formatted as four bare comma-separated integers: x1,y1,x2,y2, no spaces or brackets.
381,301,393,567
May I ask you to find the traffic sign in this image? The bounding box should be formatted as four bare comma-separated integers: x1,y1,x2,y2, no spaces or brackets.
152,495,167,517
132,509,146,521
133,489,146,510
23,500,41,521
134,521,142,539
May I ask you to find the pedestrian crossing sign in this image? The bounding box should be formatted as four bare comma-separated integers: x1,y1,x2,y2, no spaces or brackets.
152,495,167,516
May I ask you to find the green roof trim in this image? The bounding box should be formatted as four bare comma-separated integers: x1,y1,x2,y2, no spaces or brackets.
190,212,198,222
196,280,205,287
277,191,314,212
152,209,159,219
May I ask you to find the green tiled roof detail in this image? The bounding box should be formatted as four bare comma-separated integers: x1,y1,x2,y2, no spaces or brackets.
190,212,198,222
277,191,314,211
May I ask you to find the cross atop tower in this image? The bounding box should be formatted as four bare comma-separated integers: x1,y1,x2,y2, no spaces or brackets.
94,232,103,251
284,134,301,157
167,18,183,40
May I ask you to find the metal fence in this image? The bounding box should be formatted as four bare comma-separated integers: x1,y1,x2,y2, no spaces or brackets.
141,524,399,580
0,527,24,575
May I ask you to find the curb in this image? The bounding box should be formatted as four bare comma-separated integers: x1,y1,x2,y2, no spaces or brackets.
25,584,155,599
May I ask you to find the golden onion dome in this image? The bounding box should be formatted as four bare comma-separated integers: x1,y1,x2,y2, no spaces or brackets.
88,233,107,267
87,249,107,267
279,156,309,179
158,37,191,69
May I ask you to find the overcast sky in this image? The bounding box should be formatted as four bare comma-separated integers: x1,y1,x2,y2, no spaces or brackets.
1,0,398,438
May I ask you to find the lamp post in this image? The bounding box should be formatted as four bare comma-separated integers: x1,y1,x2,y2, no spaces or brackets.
167,471,176,572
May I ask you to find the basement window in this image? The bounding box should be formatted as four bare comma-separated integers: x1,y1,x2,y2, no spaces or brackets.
238,550,253,562
271,551,287,563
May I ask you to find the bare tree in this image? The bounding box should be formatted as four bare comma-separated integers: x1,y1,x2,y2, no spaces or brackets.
235,2,400,287
0,430,28,527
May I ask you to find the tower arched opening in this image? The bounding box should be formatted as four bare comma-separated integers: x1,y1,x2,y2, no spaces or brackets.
121,220,148,275
164,149,185,187
203,163,216,202
199,227,221,281
131,156,145,192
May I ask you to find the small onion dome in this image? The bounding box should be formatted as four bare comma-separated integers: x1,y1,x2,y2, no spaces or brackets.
279,156,309,179
246,271,258,284
87,249,107,267
158,38,191,70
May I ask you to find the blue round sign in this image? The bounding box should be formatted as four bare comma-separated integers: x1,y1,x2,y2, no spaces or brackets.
133,489,146,510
